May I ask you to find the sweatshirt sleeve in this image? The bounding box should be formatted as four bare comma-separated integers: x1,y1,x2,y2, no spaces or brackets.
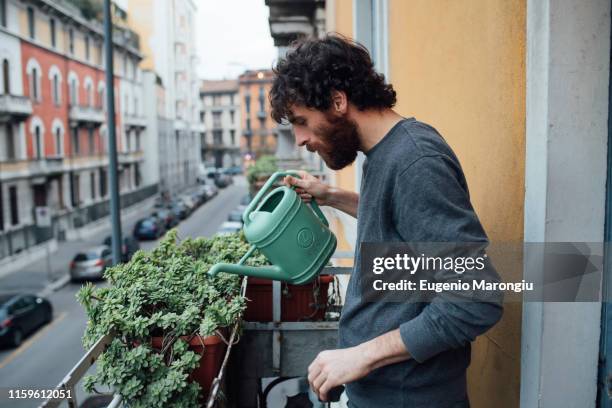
393,155,504,363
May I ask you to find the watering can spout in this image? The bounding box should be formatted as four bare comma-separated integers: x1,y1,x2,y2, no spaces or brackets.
208,263,288,281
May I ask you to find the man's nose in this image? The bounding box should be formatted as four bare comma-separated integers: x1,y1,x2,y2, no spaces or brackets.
294,128,309,147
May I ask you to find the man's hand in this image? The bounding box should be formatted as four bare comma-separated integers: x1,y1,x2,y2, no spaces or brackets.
283,170,331,206
308,346,372,401
308,329,411,400
283,170,360,218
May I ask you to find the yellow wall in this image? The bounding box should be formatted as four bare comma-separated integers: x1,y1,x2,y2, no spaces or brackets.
388,0,525,406
326,0,356,258
127,0,155,71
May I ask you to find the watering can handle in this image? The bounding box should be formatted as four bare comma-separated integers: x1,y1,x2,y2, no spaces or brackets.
242,170,329,227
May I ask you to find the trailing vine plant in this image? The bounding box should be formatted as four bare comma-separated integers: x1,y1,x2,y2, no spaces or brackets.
77,229,268,407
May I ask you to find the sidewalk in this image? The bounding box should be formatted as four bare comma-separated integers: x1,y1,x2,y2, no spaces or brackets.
0,197,157,296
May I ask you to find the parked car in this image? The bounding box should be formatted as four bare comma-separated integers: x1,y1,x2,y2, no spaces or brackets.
70,246,113,282
214,174,233,188
223,166,243,175
168,202,189,220
216,221,243,236
201,184,218,199
0,293,52,347
102,235,140,263
228,209,244,223
191,190,207,206
237,194,252,213
151,209,179,229
133,217,166,240
179,196,198,214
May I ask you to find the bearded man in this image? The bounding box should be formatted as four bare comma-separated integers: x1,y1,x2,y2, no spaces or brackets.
269,35,503,408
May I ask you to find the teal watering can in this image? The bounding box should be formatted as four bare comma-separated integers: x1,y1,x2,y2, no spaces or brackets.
208,171,337,284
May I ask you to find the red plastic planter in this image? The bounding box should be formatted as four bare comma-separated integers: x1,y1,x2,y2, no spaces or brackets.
151,333,226,394
244,275,334,322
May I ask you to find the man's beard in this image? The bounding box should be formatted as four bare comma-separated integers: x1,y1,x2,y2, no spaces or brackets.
313,113,360,170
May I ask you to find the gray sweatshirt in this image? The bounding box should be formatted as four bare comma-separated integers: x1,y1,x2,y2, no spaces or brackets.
338,118,503,408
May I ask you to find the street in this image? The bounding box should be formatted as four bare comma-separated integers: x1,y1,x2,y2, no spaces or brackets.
0,178,248,408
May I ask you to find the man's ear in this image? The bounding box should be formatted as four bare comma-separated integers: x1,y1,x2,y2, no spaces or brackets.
330,90,348,115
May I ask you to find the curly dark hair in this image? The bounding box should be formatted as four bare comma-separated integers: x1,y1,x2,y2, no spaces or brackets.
270,34,397,123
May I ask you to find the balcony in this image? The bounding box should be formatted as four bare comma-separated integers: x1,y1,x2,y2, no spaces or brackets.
69,104,105,126
257,110,267,120
191,122,206,133
28,157,65,176
0,94,33,121
266,0,325,47
119,150,144,163
123,113,147,129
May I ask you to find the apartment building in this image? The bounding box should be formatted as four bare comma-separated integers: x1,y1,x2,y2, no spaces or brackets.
127,0,204,194
238,70,276,159
0,0,153,260
200,79,241,168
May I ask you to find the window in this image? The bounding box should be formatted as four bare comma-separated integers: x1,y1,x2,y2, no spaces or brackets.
245,94,251,113
88,128,94,155
71,127,79,155
230,110,235,124
86,83,93,107
258,86,265,112
212,112,221,128
69,78,77,106
55,127,62,156
71,173,79,207
98,87,104,109
213,130,222,145
199,111,204,122
68,28,74,54
230,93,234,105
90,172,95,200
99,168,107,197
230,130,235,145
34,126,42,159
27,7,35,39
0,183,3,231
213,94,221,106
135,130,140,151
85,36,90,61
5,124,15,159
0,0,6,28
52,74,60,105
135,163,140,187
30,67,39,101
9,185,18,226
50,18,56,48
2,59,9,94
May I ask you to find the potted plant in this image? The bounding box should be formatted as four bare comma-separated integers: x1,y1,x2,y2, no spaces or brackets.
246,155,278,196
77,229,268,407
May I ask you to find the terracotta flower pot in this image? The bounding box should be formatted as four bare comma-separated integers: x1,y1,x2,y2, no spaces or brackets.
151,332,227,394
244,275,334,322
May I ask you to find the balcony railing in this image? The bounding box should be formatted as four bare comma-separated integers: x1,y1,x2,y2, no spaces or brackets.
118,150,144,163
69,105,105,125
40,262,352,408
28,157,65,176
123,113,147,129
0,94,33,120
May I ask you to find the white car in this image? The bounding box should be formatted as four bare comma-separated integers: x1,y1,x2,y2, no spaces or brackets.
216,221,243,236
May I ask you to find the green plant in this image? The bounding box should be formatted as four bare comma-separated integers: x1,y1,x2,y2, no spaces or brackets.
78,229,268,407
246,155,278,185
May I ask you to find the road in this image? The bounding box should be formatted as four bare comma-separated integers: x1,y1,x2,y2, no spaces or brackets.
0,177,248,408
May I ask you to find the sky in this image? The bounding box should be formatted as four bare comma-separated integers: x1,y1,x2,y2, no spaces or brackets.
195,0,278,79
